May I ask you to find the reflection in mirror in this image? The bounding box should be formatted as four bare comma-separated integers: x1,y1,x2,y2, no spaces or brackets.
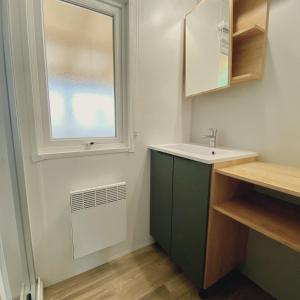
185,0,231,96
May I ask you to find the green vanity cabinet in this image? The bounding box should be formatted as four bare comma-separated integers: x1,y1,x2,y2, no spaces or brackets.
150,150,174,255
150,150,212,289
172,156,211,288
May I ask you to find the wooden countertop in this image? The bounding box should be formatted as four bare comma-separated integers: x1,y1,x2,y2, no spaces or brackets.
215,161,300,198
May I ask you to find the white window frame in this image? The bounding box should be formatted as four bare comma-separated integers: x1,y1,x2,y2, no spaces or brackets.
25,0,134,161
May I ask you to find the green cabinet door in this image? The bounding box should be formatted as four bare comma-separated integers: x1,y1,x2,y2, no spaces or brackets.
171,157,211,288
150,151,174,255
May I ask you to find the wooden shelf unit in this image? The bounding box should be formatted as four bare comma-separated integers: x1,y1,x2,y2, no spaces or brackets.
204,158,300,289
213,193,300,253
231,0,269,83
216,161,300,198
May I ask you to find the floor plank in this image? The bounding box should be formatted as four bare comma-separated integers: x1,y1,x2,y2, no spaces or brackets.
45,245,275,300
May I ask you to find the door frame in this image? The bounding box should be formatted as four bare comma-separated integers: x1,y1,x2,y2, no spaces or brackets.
0,235,12,300
0,0,37,298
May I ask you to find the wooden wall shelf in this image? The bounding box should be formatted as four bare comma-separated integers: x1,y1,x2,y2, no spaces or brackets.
230,0,269,85
213,193,300,253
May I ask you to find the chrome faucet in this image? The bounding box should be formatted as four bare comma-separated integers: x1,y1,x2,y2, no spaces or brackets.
202,128,217,148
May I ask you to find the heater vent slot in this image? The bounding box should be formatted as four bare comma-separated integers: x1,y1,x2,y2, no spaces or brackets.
96,189,106,206
71,193,83,212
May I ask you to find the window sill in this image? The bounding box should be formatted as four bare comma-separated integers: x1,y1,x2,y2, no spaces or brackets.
32,144,133,162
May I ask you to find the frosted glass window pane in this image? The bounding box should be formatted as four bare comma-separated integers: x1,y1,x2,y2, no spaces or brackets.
43,0,116,139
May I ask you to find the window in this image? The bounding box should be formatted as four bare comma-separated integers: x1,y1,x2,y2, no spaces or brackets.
43,0,116,139
30,0,129,158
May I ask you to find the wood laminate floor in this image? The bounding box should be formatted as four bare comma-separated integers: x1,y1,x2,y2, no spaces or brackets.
45,245,275,300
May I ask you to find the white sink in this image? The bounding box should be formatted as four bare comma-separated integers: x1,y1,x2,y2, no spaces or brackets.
149,143,258,164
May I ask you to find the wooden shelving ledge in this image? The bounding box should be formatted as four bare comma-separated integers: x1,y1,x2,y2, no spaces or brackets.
233,25,265,40
231,73,260,84
216,161,300,198
213,193,300,252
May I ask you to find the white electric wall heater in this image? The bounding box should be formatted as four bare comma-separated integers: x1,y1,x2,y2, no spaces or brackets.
70,182,127,259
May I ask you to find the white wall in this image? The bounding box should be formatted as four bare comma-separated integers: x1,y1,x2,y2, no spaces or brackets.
191,1,300,299
12,0,197,286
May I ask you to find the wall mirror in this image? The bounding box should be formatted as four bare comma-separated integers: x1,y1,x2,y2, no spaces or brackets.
185,0,232,97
